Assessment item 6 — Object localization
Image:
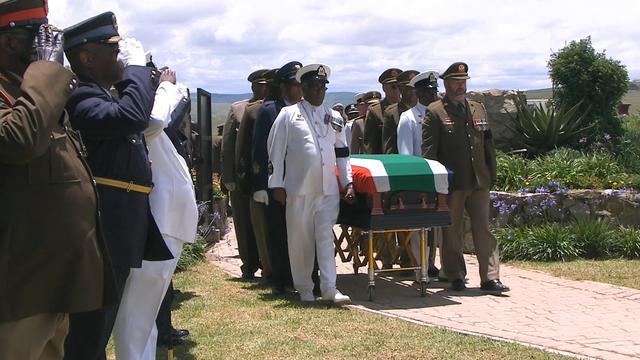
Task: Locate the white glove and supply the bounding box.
[224,182,236,191]
[176,83,189,100]
[117,38,146,68]
[253,190,269,206]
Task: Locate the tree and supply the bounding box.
[548,37,629,146]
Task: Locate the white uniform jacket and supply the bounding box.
[143,81,198,244]
[267,100,352,195]
[397,101,427,156]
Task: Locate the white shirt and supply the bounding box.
[344,120,353,148]
[397,102,427,156]
[143,81,198,244]
[267,100,352,195]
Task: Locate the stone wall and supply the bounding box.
[462,189,640,253]
[466,89,525,152]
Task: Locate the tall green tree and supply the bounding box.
[548,37,629,145]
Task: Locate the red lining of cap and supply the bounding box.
[0,8,47,27]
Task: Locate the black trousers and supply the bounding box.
[156,280,173,342]
[266,190,292,288]
[64,266,130,360]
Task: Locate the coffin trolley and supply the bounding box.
[335,155,452,300]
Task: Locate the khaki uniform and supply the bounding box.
[221,100,259,276]
[362,98,391,154]
[236,100,271,277]
[422,97,499,283]
[349,116,365,155]
[381,101,411,154]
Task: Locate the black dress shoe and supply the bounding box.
[271,284,286,296]
[481,279,510,293]
[171,328,189,338]
[451,278,466,291]
[158,335,184,347]
[241,272,256,280]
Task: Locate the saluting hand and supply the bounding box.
[33,24,64,64]
[160,69,176,84]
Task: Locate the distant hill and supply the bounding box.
[523,88,640,115]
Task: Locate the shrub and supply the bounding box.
[495,226,530,261]
[526,224,581,261]
[617,115,640,174]
[495,151,530,192]
[571,218,616,259]
[176,237,207,272]
[613,227,640,259]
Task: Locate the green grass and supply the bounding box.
[123,262,570,360]
[508,259,640,290]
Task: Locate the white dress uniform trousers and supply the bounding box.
[113,81,198,360]
[268,101,352,299]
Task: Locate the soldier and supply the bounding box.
[422,62,509,294]
[213,123,224,176]
[236,69,275,280]
[0,2,116,359]
[62,13,173,359]
[350,91,379,155]
[398,71,441,277]
[221,69,268,279]
[268,64,355,304]
[363,68,402,154]
[382,70,419,154]
[252,61,303,295]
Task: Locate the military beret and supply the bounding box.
[363,90,382,104]
[378,68,403,84]
[440,62,470,80]
[345,103,359,115]
[276,61,302,83]
[296,63,331,84]
[354,92,366,103]
[0,0,47,30]
[396,70,419,85]
[247,69,269,84]
[410,71,439,89]
[63,12,121,51]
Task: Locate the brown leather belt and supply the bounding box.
[93,177,153,194]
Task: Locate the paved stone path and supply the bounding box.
[210,222,640,360]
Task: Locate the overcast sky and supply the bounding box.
[48,0,640,94]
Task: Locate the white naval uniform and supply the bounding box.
[113,81,198,360]
[397,102,428,264]
[267,100,352,299]
[344,120,353,148]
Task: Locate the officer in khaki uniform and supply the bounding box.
[382,70,419,154]
[221,69,268,278]
[350,91,380,155]
[236,69,277,280]
[422,62,509,294]
[0,2,116,359]
[363,68,402,154]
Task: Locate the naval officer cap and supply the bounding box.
[410,71,439,88]
[0,0,48,30]
[296,64,331,84]
[63,12,121,51]
[378,68,403,84]
[247,69,269,84]
[276,61,302,83]
[440,62,470,80]
[263,68,279,84]
[354,92,366,103]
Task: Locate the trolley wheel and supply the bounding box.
[420,281,427,297]
[353,263,359,274]
[368,285,375,301]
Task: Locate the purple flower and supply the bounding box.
[555,187,569,195]
[548,181,560,188]
[540,197,557,209]
[603,133,612,141]
[579,137,587,144]
[536,187,550,194]
[490,193,498,201]
[527,205,542,216]
[524,196,536,204]
[212,211,221,221]
[518,188,530,193]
